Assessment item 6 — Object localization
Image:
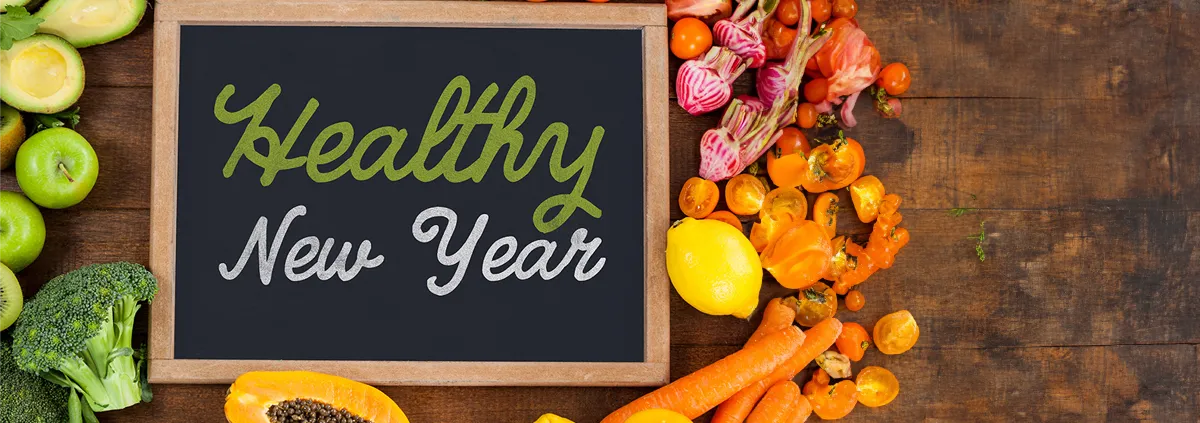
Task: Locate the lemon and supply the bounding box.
[624,409,692,423]
[666,218,762,319]
[533,413,575,423]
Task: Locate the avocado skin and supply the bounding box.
[32,0,148,48]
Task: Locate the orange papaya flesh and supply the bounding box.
[225,371,410,423]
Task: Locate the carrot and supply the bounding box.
[789,396,813,423]
[746,298,797,346]
[600,326,806,423]
[710,318,843,423]
[746,381,801,423]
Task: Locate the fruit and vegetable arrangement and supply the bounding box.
[2,0,917,421]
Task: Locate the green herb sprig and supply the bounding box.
[0,6,43,50]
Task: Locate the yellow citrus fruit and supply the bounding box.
[624,409,693,423]
[666,218,762,319]
[533,413,575,423]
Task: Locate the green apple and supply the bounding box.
[15,127,98,209]
[0,191,46,272]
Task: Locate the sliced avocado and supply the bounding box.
[0,103,25,170]
[33,0,146,48]
[0,34,84,114]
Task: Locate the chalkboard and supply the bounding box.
[149,1,670,386]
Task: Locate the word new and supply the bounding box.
[217,205,606,296]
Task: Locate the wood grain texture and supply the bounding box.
[4,0,1198,421]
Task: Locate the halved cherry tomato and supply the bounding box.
[849,175,885,223]
[784,282,837,326]
[750,187,809,251]
[705,210,743,231]
[844,289,865,311]
[812,192,839,239]
[877,62,912,96]
[804,78,829,104]
[856,366,900,407]
[832,0,857,19]
[864,194,908,269]
[776,0,800,26]
[766,127,810,188]
[873,310,919,355]
[726,174,768,215]
[835,322,871,361]
[808,380,858,420]
[810,0,832,23]
[670,18,714,60]
[796,103,818,129]
[801,134,865,193]
[761,221,832,289]
[678,177,719,218]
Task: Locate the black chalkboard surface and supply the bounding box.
[146,0,672,384]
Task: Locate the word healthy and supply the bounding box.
[211,76,610,295]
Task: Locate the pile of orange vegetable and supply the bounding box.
[600,0,921,421]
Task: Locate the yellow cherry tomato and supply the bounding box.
[856,366,900,407]
[873,310,920,355]
[534,413,575,423]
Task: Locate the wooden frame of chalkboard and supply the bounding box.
[148,1,669,386]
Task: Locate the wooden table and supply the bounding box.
[5,1,1198,421]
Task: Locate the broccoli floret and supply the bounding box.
[10,262,158,413]
[1,336,94,423]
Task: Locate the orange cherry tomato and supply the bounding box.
[586,0,609,3]
[803,369,831,396]
[796,103,818,129]
[764,18,797,61]
[810,0,832,23]
[705,210,743,231]
[848,175,885,223]
[750,187,809,251]
[835,322,871,361]
[856,366,900,407]
[804,78,829,104]
[726,174,768,215]
[831,0,857,19]
[670,18,714,60]
[766,127,810,188]
[873,310,919,355]
[827,236,858,281]
[812,192,839,239]
[761,221,832,289]
[863,194,908,270]
[801,135,865,193]
[678,177,719,218]
[784,282,837,327]
[877,62,912,96]
[776,0,800,26]
[844,289,864,311]
[807,380,858,420]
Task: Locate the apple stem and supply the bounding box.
[58,162,75,183]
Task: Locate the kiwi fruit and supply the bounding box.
[0,263,22,331]
[0,103,25,170]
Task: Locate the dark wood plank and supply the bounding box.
[1105,345,1200,422]
[80,14,153,88]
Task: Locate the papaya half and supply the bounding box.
[225,371,410,423]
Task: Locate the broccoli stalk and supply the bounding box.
[11,263,158,414]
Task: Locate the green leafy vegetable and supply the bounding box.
[11,263,159,414]
[30,107,82,134]
[0,6,43,50]
[1,337,89,422]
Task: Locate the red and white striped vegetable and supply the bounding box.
[676,46,748,116]
[712,0,778,68]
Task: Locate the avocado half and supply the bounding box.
[0,104,25,170]
[0,34,85,114]
[33,0,147,48]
